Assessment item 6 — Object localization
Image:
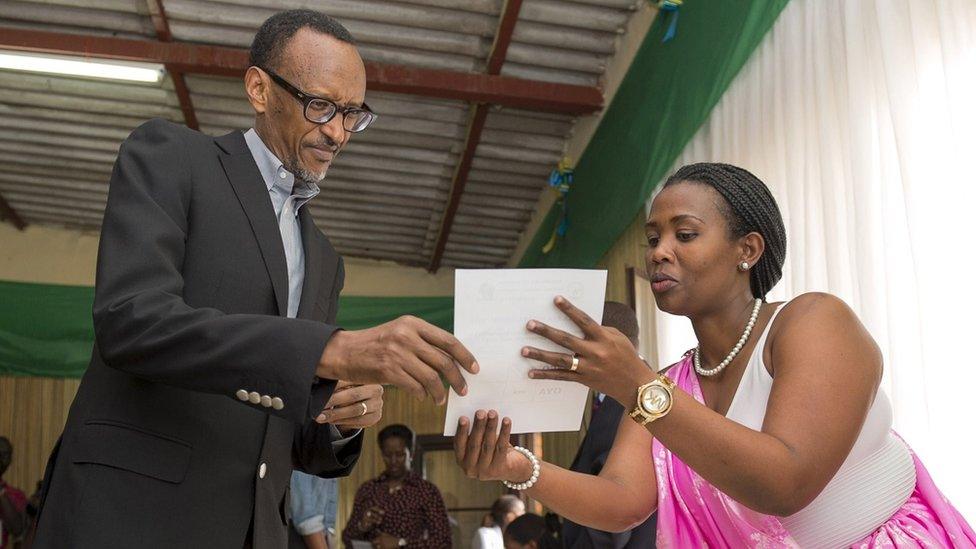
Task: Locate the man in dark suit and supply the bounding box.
[32,10,477,549]
[562,302,657,549]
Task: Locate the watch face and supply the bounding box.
[641,384,671,414]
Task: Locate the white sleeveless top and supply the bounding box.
[724,302,917,548]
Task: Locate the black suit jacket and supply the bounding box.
[562,395,657,549]
[33,119,362,549]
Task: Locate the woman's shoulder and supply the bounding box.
[358,476,385,491]
[768,292,882,374]
[415,475,444,492]
[773,292,858,330]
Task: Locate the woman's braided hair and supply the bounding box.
[663,163,787,298]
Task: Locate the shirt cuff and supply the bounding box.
[330,425,362,451]
[294,514,326,536]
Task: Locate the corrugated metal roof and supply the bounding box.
[0,0,643,268]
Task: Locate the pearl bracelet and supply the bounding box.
[503,446,541,491]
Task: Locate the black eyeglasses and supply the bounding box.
[259,67,376,133]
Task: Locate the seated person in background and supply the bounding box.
[473,494,525,549]
[0,437,27,549]
[342,424,451,548]
[504,513,562,549]
[562,302,656,549]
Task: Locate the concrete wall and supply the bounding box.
[0,222,454,295]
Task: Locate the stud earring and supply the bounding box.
[738,262,750,272]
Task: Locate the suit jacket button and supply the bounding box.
[260,395,272,408]
[248,391,261,404]
[235,389,249,401]
[258,462,267,479]
[271,397,284,410]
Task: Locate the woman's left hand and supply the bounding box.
[372,532,401,549]
[523,296,655,407]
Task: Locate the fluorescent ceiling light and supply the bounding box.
[0,51,164,83]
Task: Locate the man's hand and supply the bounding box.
[317,316,479,405]
[316,381,384,430]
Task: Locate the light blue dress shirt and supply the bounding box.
[290,471,338,536]
[243,128,359,451]
[243,128,320,319]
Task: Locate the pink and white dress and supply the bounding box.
[652,304,975,547]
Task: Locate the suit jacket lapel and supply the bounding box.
[216,131,289,317]
[296,208,323,319]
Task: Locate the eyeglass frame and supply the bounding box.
[257,66,376,132]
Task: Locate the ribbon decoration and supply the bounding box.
[542,157,574,254]
[654,0,682,43]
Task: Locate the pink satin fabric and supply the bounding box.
[652,354,975,548]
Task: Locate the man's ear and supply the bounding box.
[244,66,270,115]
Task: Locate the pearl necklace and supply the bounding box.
[694,298,762,377]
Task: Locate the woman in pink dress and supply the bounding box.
[454,163,975,547]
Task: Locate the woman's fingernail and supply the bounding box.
[528,371,536,379]
[316,414,327,423]
[555,295,565,304]
[521,347,530,357]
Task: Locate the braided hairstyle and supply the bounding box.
[663,163,786,298]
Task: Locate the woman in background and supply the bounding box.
[343,424,450,548]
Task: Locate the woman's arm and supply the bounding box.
[455,410,657,533]
[528,293,881,516]
[411,482,451,548]
[341,485,375,544]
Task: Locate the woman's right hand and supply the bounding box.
[358,506,384,531]
[454,410,534,483]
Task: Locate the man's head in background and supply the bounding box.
[244,9,373,185]
[601,301,639,350]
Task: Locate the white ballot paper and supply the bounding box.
[444,268,607,435]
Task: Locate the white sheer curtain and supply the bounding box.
[643,0,976,518]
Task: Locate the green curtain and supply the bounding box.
[519,0,790,268]
[0,280,453,378]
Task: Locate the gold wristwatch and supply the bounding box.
[629,375,676,425]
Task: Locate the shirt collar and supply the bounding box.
[243,128,320,214]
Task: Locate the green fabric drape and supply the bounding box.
[0,280,453,378]
[519,0,790,268]
[0,280,95,377]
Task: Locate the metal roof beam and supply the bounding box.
[427,0,524,272]
[147,0,199,130]
[0,27,602,115]
[0,191,27,230]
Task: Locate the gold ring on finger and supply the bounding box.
[570,354,580,372]
[359,402,368,416]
